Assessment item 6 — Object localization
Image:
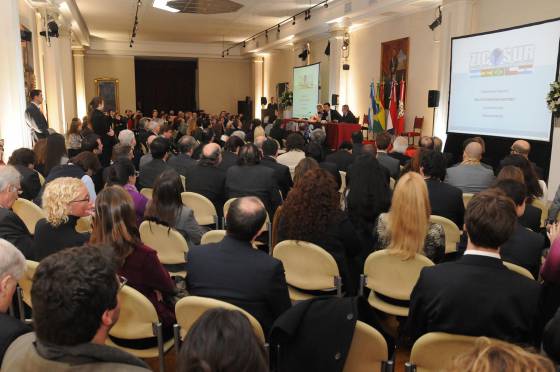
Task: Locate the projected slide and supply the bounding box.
[293,63,320,118]
[448,19,560,141]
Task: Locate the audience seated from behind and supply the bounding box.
[375,172,445,264]
[0,166,33,257]
[445,141,495,193]
[304,142,341,190]
[420,150,465,229]
[0,246,150,371]
[548,185,560,224]
[137,137,172,190]
[309,128,331,158]
[351,131,364,158]
[448,337,554,372]
[102,144,134,185]
[493,180,545,279]
[277,169,361,295]
[268,119,286,147]
[177,308,268,372]
[277,133,306,179]
[406,190,540,345]
[7,148,41,201]
[43,133,69,177]
[461,137,494,171]
[259,139,293,200]
[541,223,560,284]
[292,157,319,186]
[225,143,281,217]
[507,139,544,180]
[219,135,244,172]
[34,177,93,261]
[0,239,31,363]
[375,132,401,180]
[167,135,197,177]
[138,135,156,170]
[90,186,176,346]
[326,141,354,172]
[388,136,411,166]
[185,197,291,334]
[500,154,543,202]
[105,159,148,225]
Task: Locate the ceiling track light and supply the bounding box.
[277,24,281,33]
[292,16,296,25]
[324,1,328,8]
[242,41,246,48]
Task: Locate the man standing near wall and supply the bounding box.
[25,90,49,140]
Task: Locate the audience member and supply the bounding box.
[7,148,41,201]
[260,139,293,199]
[309,128,330,158]
[407,190,540,344]
[388,136,410,166]
[278,168,361,294]
[34,177,92,261]
[321,102,342,122]
[509,139,544,179]
[33,139,47,175]
[0,239,31,363]
[326,141,354,172]
[219,135,244,171]
[496,165,525,183]
[375,132,400,179]
[106,159,147,225]
[541,222,560,283]
[0,165,33,257]
[292,157,319,185]
[186,197,291,334]
[137,137,172,190]
[168,135,197,177]
[145,169,204,245]
[118,129,136,147]
[225,144,281,217]
[91,186,176,344]
[351,131,364,157]
[1,246,150,371]
[493,180,545,278]
[341,104,357,123]
[421,150,464,228]
[66,117,83,158]
[432,136,443,153]
[89,96,115,167]
[445,141,495,193]
[269,119,286,146]
[543,305,560,364]
[419,136,434,150]
[43,133,68,176]
[81,133,103,155]
[304,142,341,189]
[500,154,543,201]
[549,185,560,224]
[277,133,306,178]
[462,137,493,171]
[375,172,445,263]
[138,135,156,170]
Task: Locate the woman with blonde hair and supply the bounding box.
[33,177,93,261]
[375,172,445,263]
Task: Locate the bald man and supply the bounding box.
[184,143,226,219]
[445,141,495,193]
[507,139,544,179]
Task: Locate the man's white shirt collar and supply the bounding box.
[464,249,501,259]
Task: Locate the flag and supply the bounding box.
[396,80,406,135]
[374,83,386,132]
[386,81,397,132]
[368,81,383,132]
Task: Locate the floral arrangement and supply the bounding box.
[280,90,293,108]
[547,81,560,117]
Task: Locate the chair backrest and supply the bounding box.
[139,221,188,264]
[181,192,217,226]
[271,206,283,250]
[538,179,548,201]
[503,261,534,280]
[18,260,39,307]
[273,240,340,291]
[343,321,389,372]
[364,250,434,301]
[140,188,153,200]
[409,332,479,372]
[180,175,186,190]
[462,193,474,208]
[362,114,369,125]
[175,296,265,343]
[37,171,45,186]
[339,171,347,194]
[200,229,226,245]
[389,177,396,191]
[429,215,461,254]
[531,198,549,228]
[413,116,424,130]
[110,285,160,340]
[12,198,46,234]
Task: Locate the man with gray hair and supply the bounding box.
[0,166,33,258]
[117,129,136,147]
[168,135,197,177]
[0,239,30,362]
[445,141,495,193]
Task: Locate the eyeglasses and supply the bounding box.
[9,185,22,195]
[70,196,90,203]
[118,275,128,291]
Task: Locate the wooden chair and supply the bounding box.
[429,215,461,254]
[405,332,481,372]
[531,198,549,228]
[343,321,392,372]
[389,177,396,191]
[406,116,424,145]
[12,198,45,234]
[140,188,153,200]
[462,193,474,208]
[360,250,434,316]
[106,285,174,372]
[503,261,534,280]
[273,240,342,301]
[181,192,218,228]
[139,221,188,277]
[200,229,226,245]
[16,260,39,324]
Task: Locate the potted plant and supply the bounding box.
[280,90,293,118]
[547,81,560,118]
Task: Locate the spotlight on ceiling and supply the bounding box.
[429,6,442,31]
[242,41,246,48]
[277,24,280,33]
[292,16,296,25]
[153,0,180,13]
[39,21,59,38]
[324,1,328,8]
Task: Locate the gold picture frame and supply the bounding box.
[94,77,119,112]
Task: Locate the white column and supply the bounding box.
[0,0,32,158]
[433,0,474,143]
[252,56,264,119]
[328,29,345,108]
[73,48,87,118]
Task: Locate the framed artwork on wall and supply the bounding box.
[20,25,35,102]
[94,77,119,112]
[380,37,409,106]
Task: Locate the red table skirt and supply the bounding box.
[281,119,362,150]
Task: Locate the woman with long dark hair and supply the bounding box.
[43,133,68,176]
[88,96,114,167]
[106,158,147,225]
[66,117,83,158]
[500,154,543,201]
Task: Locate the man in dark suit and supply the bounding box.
[184,143,226,217]
[407,191,541,345]
[266,97,279,123]
[375,132,400,180]
[494,180,545,279]
[519,204,542,232]
[7,148,41,201]
[351,131,364,158]
[24,90,49,139]
[185,197,291,334]
[167,135,197,177]
[259,139,292,200]
[137,137,172,190]
[509,139,544,179]
[219,136,244,172]
[321,103,342,122]
[326,141,354,172]
[421,151,464,228]
[225,144,281,217]
[0,166,34,258]
[0,240,31,363]
[340,105,357,123]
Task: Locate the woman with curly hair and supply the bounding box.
[33,177,93,261]
[277,168,361,295]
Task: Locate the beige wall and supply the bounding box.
[198,58,251,114]
[84,55,136,113]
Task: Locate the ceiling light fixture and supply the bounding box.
[152,0,180,13]
[324,1,328,8]
[277,24,281,33]
[429,6,442,31]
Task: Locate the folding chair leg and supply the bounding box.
[16,287,25,322]
[404,362,415,372]
[359,274,366,297]
[382,360,394,372]
[153,322,165,372]
[267,222,272,255]
[173,324,181,359]
[335,276,342,297]
[213,215,219,230]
